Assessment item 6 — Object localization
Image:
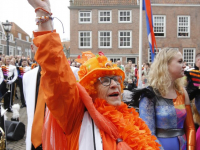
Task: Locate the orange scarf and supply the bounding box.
[94,98,160,150]
[42,83,160,150]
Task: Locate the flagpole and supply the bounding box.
[138,0,143,88]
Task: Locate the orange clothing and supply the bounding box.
[185,105,196,150]
[173,91,196,150]
[34,31,85,150]
[34,31,160,150]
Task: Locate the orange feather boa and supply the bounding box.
[94,98,161,150]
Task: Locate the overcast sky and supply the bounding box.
[0,0,70,41]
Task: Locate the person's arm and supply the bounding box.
[184,89,196,150]
[28,0,85,134]
[10,66,18,83]
[28,0,52,31]
[139,96,156,134]
[139,96,164,150]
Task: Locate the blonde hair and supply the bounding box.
[148,47,183,96]
[4,55,11,65]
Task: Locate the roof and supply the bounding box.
[71,0,138,6]
[151,0,200,4]
[71,0,200,6]
[10,22,30,42]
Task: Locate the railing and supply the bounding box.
[70,0,200,6]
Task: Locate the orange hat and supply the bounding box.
[78,52,125,95]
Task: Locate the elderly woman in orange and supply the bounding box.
[28,0,160,150]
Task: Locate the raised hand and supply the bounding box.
[28,0,53,31]
[27,0,51,12]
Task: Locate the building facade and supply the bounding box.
[0,21,32,58]
[69,0,200,66]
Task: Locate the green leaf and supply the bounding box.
[87,64,91,70]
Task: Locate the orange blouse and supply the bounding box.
[34,31,85,150]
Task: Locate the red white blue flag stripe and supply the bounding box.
[143,0,157,61]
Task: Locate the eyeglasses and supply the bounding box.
[98,76,122,86]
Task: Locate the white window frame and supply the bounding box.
[25,48,29,56]
[29,49,32,58]
[79,11,92,24]
[9,47,13,56]
[98,10,112,23]
[108,57,122,63]
[9,33,13,41]
[18,33,21,39]
[118,10,132,23]
[183,48,195,66]
[78,31,92,49]
[177,16,190,38]
[153,15,166,37]
[98,31,112,49]
[148,48,161,62]
[0,32,3,40]
[17,46,22,55]
[0,45,3,54]
[26,36,29,42]
[118,30,132,48]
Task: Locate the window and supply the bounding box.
[29,49,32,58]
[109,57,121,63]
[0,45,3,54]
[148,48,161,62]
[127,58,136,64]
[25,48,29,56]
[183,48,195,66]
[153,15,166,37]
[177,16,190,37]
[17,46,22,55]
[9,47,13,56]
[0,32,3,40]
[118,31,132,48]
[98,31,112,48]
[9,34,13,41]
[99,10,112,23]
[25,48,32,57]
[79,31,92,48]
[18,33,21,39]
[118,10,132,23]
[26,36,29,42]
[79,11,92,23]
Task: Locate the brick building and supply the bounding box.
[69,0,200,66]
[0,21,32,58]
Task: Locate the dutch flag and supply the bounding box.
[143,0,157,62]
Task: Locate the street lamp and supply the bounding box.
[2,20,12,55]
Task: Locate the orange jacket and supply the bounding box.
[34,31,85,150]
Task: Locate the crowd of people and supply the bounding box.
[0,54,38,112]
[0,0,199,149]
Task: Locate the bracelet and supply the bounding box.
[35,16,53,25]
[35,7,52,16]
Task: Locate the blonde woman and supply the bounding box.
[1,56,18,112]
[138,48,196,150]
